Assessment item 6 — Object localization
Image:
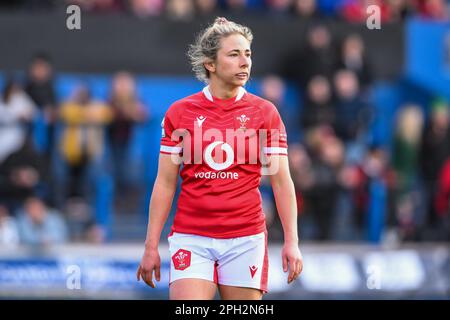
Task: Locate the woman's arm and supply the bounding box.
[269,155,303,284]
[144,153,180,250]
[137,153,180,288]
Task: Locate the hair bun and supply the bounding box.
[215,17,228,25]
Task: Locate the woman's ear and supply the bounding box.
[204,61,216,74]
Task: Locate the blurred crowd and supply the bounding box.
[0,54,149,247]
[0,0,449,22]
[259,22,450,244]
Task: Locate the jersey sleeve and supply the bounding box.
[160,103,183,155]
[262,102,288,156]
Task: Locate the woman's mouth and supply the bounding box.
[236,73,248,80]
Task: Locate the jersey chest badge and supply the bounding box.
[235,113,251,132]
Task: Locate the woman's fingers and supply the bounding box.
[288,259,296,283]
[136,265,142,281]
[155,265,161,282]
[143,268,155,288]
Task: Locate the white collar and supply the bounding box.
[202,86,246,103]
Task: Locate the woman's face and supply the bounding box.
[209,33,252,88]
[112,72,135,98]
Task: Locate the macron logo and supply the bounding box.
[197,115,206,127]
[249,265,258,278]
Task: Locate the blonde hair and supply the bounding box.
[187,17,253,84]
[397,104,424,145]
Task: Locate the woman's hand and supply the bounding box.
[281,242,303,284]
[136,248,161,288]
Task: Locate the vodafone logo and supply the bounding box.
[204,141,234,171]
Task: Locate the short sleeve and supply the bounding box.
[160,104,183,155]
[262,102,288,156]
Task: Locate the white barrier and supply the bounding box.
[0,243,448,299]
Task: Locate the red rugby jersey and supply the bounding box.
[160,86,288,238]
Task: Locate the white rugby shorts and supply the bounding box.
[168,231,269,294]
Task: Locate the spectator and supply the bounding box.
[419,98,450,229]
[334,159,369,241]
[390,104,424,241]
[301,75,335,132]
[0,203,20,248]
[289,143,314,200]
[63,196,106,244]
[293,0,322,20]
[25,53,56,114]
[64,196,93,242]
[194,0,219,16]
[266,0,292,18]
[25,53,58,156]
[128,0,164,17]
[282,24,338,89]
[337,34,372,88]
[0,78,36,165]
[260,75,299,141]
[340,0,391,23]
[434,157,450,240]
[108,72,148,189]
[288,143,313,239]
[223,0,248,13]
[333,69,371,143]
[166,0,195,21]
[16,197,69,246]
[363,145,390,239]
[59,84,113,198]
[0,137,47,213]
[386,0,414,21]
[413,0,449,21]
[84,221,107,244]
[302,127,343,240]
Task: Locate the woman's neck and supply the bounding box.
[208,81,240,100]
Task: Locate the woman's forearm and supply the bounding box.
[272,178,299,244]
[144,179,177,251]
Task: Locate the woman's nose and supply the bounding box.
[240,55,250,67]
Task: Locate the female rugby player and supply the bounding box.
[137,17,303,300]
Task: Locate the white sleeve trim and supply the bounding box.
[264,147,288,155]
[160,145,183,154]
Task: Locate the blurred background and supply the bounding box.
[0,0,449,299]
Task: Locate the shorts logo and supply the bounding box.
[249,265,258,278]
[172,249,191,271]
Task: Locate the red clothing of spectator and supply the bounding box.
[340,0,391,23]
[414,0,449,20]
[435,158,450,217]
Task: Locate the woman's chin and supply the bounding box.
[234,79,248,87]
